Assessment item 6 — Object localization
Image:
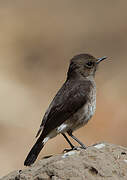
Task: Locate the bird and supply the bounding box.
[24,53,107,166]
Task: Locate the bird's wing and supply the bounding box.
[36,79,91,138]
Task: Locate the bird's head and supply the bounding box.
[67,54,107,79]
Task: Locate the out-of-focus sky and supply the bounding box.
[0,0,127,177]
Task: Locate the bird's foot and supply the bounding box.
[63,145,86,153]
[79,144,87,149]
[63,147,77,153]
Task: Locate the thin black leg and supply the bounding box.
[62,133,75,149]
[67,131,86,149]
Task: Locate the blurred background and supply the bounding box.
[0,0,127,177]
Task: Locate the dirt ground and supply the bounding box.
[2,143,127,180]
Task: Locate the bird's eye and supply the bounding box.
[85,61,94,68]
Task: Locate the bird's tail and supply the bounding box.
[24,138,44,166]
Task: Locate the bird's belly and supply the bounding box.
[43,101,96,143]
[43,100,96,143]
[68,95,96,131]
[55,100,96,135]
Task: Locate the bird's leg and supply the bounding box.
[62,133,77,152]
[67,131,86,149]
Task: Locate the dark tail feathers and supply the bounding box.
[24,139,44,166]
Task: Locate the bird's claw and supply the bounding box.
[63,145,87,153]
[63,146,86,153]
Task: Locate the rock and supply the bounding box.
[1,143,127,180]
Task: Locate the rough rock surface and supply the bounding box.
[2,143,127,180]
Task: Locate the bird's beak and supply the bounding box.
[97,56,107,64]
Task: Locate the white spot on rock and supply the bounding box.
[124,159,127,163]
[94,143,105,149]
[62,151,77,158]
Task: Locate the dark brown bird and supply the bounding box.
[24,53,107,166]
